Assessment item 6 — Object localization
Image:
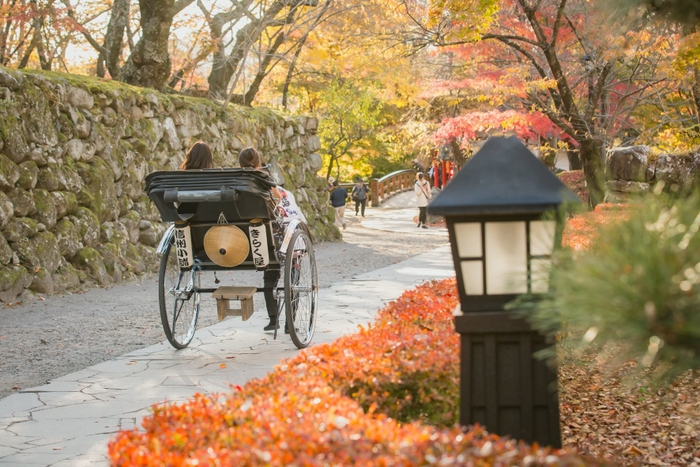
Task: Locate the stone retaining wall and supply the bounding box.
[0,67,337,302]
[605,145,700,202]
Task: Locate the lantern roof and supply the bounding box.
[428,136,581,216]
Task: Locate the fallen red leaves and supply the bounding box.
[108,280,611,466]
[553,202,700,466]
[560,350,700,466]
[109,206,698,466]
[559,170,589,206]
[562,203,628,251]
[426,219,446,228]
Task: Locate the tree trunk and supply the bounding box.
[567,149,582,170]
[242,32,286,105]
[205,7,239,99]
[0,0,14,65]
[578,138,606,208]
[101,0,129,79]
[208,12,278,99]
[680,24,700,129]
[96,55,106,78]
[449,138,467,168]
[539,140,557,170]
[280,1,329,107]
[282,40,305,108]
[325,154,336,181]
[120,0,178,89]
[207,0,290,99]
[19,0,47,69]
[36,37,50,70]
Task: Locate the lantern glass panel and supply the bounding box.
[530,220,557,256]
[460,260,484,295]
[454,222,482,257]
[531,258,552,293]
[485,221,528,295]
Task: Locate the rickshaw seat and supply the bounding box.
[145,169,277,223]
[145,169,282,271]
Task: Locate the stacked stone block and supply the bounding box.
[605,145,700,202]
[0,67,336,302]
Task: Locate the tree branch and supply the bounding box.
[550,0,568,49]
[526,92,577,140]
[481,33,539,47]
[59,0,109,58]
[584,61,612,123]
[172,0,195,16]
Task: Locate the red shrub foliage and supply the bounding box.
[109,280,613,466]
[558,170,589,206]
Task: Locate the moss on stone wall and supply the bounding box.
[0,66,333,302]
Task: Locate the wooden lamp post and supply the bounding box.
[428,136,580,447]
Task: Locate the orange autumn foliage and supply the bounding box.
[562,204,628,251]
[109,279,613,466]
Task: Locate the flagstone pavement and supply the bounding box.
[0,190,453,466]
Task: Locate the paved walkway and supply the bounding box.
[361,189,448,236]
[0,191,454,466]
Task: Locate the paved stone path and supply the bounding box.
[0,191,453,466]
[365,188,448,235]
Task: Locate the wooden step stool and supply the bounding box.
[212,286,257,321]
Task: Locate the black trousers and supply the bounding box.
[355,199,366,216]
[418,206,427,225]
[263,267,280,320]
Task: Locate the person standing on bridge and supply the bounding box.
[414,172,431,229]
[351,179,369,217]
[412,158,426,174]
[329,180,347,230]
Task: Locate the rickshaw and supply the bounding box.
[145,169,318,350]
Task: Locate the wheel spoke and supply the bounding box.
[159,237,200,349]
[172,299,185,333]
[284,230,317,349]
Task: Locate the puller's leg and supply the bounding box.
[263,266,281,331]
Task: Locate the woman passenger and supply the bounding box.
[180,141,213,170]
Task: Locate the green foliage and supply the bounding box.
[317,79,385,180]
[515,193,700,383]
[368,120,439,178]
[428,0,500,41]
[346,370,459,426]
[367,152,411,179]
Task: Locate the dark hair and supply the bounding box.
[332,180,339,187]
[238,147,261,168]
[417,172,425,179]
[180,141,212,170]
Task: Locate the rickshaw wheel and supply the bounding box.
[159,237,200,349]
[283,229,318,349]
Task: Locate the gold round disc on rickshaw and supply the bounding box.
[203,225,250,268]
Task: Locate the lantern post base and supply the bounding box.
[455,310,561,448]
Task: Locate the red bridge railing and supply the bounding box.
[369,169,415,207]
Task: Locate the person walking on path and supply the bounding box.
[351,179,369,217]
[412,158,426,174]
[329,180,347,230]
[414,172,432,229]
